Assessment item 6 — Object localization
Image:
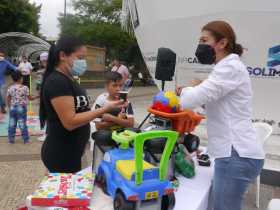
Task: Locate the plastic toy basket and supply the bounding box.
[148,107,205,134]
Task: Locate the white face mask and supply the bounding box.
[0,56,4,61]
[70,59,87,76]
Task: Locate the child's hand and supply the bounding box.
[118,113,127,119]
[102,113,114,122]
[28,95,40,101]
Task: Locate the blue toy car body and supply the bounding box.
[96,130,178,210]
[98,148,173,202]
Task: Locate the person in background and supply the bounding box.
[111,58,130,87]
[18,55,33,89]
[6,71,38,144]
[36,52,48,92]
[0,51,18,113]
[12,59,18,66]
[39,36,125,173]
[36,52,48,142]
[177,20,264,210]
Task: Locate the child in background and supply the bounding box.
[6,71,38,144]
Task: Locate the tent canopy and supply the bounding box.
[0,32,50,63]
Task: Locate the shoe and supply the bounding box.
[24,140,31,144]
[8,141,15,144]
[1,107,6,114]
[37,135,46,142]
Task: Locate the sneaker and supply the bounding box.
[1,107,6,114]
[8,141,15,144]
[37,135,46,142]
[24,140,31,144]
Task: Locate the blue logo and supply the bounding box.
[247,66,280,77]
[247,45,280,78]
[267,45,280,67]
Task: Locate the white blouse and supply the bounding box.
[180,54,264,159]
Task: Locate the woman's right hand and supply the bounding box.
[190,78,203,87]
[103,100,126,112]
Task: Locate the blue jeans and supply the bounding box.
[213,148,264,210]
[8,105,29,143]
[0,85,5,107]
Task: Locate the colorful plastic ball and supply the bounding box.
[152,91,180,113]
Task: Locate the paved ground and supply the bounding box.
[0,86,279,210]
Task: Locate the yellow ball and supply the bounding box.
[164,91,179,108]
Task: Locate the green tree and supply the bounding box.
[59,0,137,61]
[0,0,41,35]
[74,0,122,24]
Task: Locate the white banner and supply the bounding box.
[131,0,280,133]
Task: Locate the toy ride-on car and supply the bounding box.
[95,129,178,210]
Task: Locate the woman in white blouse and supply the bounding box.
[177,21,264,210]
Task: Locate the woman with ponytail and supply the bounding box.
[177,21,264,210]
[40,36,124,173]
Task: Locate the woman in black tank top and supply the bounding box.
[39,36,125,173]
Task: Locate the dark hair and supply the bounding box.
[11,71,22,82]
[105,71,123,84]
[39,36,84,129]
[202,20,243,56]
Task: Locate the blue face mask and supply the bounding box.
[70,59,87,76]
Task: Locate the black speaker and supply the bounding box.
[155,48,176,81]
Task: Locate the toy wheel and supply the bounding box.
[161,192,175,210]
[96,170,108,195]
[114,191,136,210]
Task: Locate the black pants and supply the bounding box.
[41,140,82,173]
[22,75,30,89]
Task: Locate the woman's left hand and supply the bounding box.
[103,100,127,112]
[175,86,186,96]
